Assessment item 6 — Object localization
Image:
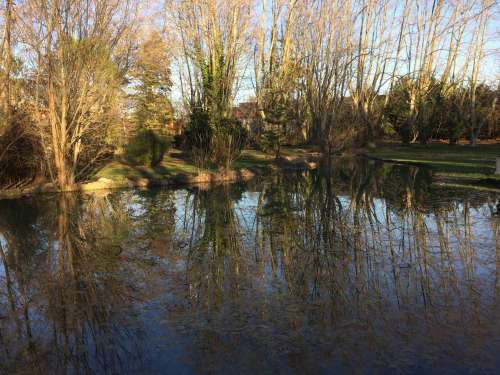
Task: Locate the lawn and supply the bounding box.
[365,143,500,185]
[95,151,201,183]
[94,147,313,183]
[93,143,500,191]
[235,147,315,169]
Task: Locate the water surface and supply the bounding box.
[1,158,499,374]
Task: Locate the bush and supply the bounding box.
[172,133,186,149]
[184,108,211,151]
[211,118,247,170]
[184,108,247,170]
[260,129,281,156]
[124,129,169,167]
[384,78,414,145]
[183,109,212,168]
[0,110,45,188]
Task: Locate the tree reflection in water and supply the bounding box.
[1,158,499,374]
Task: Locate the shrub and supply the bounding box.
[384,78,414,145]
[0,110,45,188]
[211,118,247,170]
[124,129,169,167]
[184,109,211,151]
[260,129,281,156]
[184,108,247,170]
[183,109,212,168]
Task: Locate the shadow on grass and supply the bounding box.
[94,147,319,184]
[371,144,500,177]
[235,151,274,169]
[93,150,202,182]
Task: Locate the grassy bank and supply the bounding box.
[0,147,319,200]
[364,143,500,189]
[95,148,316,181]
[6,142,497,199]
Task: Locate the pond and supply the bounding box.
[0,158,499,374]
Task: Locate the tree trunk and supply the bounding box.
[496,157,500,175]
[470,129,478,147]
[1,0,13,130]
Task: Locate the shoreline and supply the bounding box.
[0,151,321,200]
[357,151,500,192]
[4,143,500,200]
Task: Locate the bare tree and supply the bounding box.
[301,0,353,151]
[0,0,13,134]
[19,0,138,188]
[168,0,253,116]
[254,0,302,155]
[167,0,253,168]
[467,0,496,146]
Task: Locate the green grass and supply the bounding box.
[366,143,500,182]
[234,149,274,169]
[94,147,314,183]
[235,147,317,169]
[95,150,199,182]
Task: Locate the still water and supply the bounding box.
[0,158,499,374]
